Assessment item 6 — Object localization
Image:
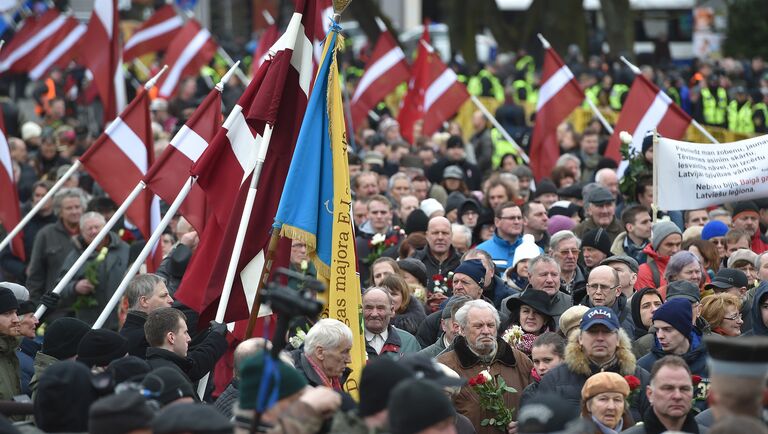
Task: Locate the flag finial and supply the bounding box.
[145,65,169,90]
[333,0,351,21]
[216,60,241,91]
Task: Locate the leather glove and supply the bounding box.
[209,320,228,336]
[40,292,61,310]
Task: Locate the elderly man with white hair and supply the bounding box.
[292,318,354,393]
[437,299,533,434]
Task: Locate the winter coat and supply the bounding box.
[631,333,654,360]
[417,296,509,348]
[214,380,239,419]
[744,281,768,336]
[573,217,623,245]
[437,336,533,434]
[624,407,703,434]
[329,410,388,434]
[610,232,649,265]
[26,220,77,302]
[145,331,228,383]
[426,158,483,191]
[120,310,149,358]
[0,336,21,401]
[365,325,421,360]
[483,275,517,311]
[16,338,39,396]
[475,233,525,273]
[561,266,587,301]
[356,224,403,285]
[635,244,671,291]
[411,245,462,292]
[630,287,661,340]
[156,243,192,294]
[58,232,130,330]
[28,351,57,399]
[637,332,709,411]
[528,329,651,422]
[419,334,451,359]
[581,294,636,337]
[392,297,427,336]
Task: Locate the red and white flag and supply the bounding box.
[251,22,279,74]
[312,0,333,65]
[529,46,585,180]
[0,10,63,74]
[605,74,691,164]
[79,89,162,271]
[123,5,183,62]
[174,0,317,324]
[350,20,410,129]
[0,109,24,261]
[144,87,223,233]
[27,17,86,81]
[157,18,218,98]
[398,26,469,143]
[80,0,126,123]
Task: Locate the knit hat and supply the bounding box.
[420,198,444,218]
[445,191,466,214]
[547,214,576,235]
[580,372,630,416]
[405,209,429,234]
[443,165,464,180]
[731,201,759,220]
[559,305,590,338]
[77,329,129,368]
[666,280,701,303]
[652,220,683,251]
[142,367,196,406]
[548,200,580,218]
[682,225,703,243]
[89,392,154,434]
[42,317,91,360]
[34,361,98,432]
[652,298,693,339]
[152,403,233,434]
[21,121,42,141]
[239,351,308,409]
[0,282,28,301]
[108,356,151,385]
[399,353,466,388]
[557,183,584,201]
[359,357,413,417]
[582,228,612,256]
[0,287,18,314]
[388,379,456,434]
[533,180,558,199]
[641,130,654,155]
[458,198,481,218]
[728,249,759,269]
[512,234,541,269]
[518,393,574,433]
[701,220,729,240]
[453,259,486,286]
[398,258,428,287]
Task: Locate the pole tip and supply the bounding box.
[216,60,241,90]
[333,0,351,15]
[144,64,169,90]
[536,33,550,49]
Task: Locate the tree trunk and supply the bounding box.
[600,0,634,58]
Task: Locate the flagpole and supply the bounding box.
[470,95,530,164]
[619,56,719,145]
[33,181,145,320]
[536,34,614,135]
[91,177,194,329]
[244,225,280,339]
[0,161,81,255]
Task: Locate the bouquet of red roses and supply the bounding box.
[468,370,517,431]
[624,375,642,405]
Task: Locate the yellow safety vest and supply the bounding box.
[490,128,523,169]
[468,69,505,102]
[700,87,727,125]
[727,100,754,134]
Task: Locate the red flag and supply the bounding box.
[80,0,126,123]
[174,0,317,324]
[78,89,162,271]
[397,27,469,143]
[0,109,24,261]
[529,47,585,180]
[123,5,183,62]
[251,23,279,74]
[350,23,410,128]
[312,0,333,64]
[144,87,223,233]
[0,10,63,74]
[27,17,87,81]
[157,19,218,98]
[605,74,691,163]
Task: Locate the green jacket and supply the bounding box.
[0,336,21,401]
[26,220,77,303]
[29,351,58,400]
[330,411,389,434]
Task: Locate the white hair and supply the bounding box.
[595,168,617,185]
[303,318,353,356]
[555,153,581,169]
[79,211,106,230]
[451,224,473,248]
[549,230,581,251]
[454,299,499,330]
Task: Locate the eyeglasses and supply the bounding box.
[586,283,619,293]
[557,248,580,256]
[724,313,743,321]
[499,215,523,221]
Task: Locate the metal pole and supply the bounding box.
[690,119,720,144]
[470,95,530,164]
[584,97,615,135]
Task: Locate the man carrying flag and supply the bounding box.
[274,17,366,400]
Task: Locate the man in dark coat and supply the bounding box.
[412,217,461,292]
[120,273,174,357]
[581,265,635,336]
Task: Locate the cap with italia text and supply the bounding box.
[580,307,620,332]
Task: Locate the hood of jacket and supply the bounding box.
[564,329,637,377]
[750,282,768,336]
[630,287,661,337]
[642,243,669,264]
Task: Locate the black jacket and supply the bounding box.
[145,331,228,383]
[411,245,461,292]
[392,297,427,336]
[120,311,149,358]
[426,158,483,191]
[624,406,702,434]
[214,380,239,419]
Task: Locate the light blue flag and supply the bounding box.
[274,29,338,279]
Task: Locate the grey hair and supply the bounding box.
[304,318,353,356]
[595,168,617,185]
[79,211,105,230]
[53,187,87,215]
[555,153,581,169]
[756,251,768,269]
[451,224,472,248]
[550,230,581,251]
[708,208,730,220]
[455,299,500,330]
[125,273,166,310]
[664,250,701,282]
[528,255,561,276]
[362,286,394,307]
[388,172,412,191]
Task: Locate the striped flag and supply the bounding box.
[350,19,410,128]
[397,26,469,143]
[157,18,218,98]
[0,9,62,74]
[27,17,86,80]
[529,45,584,180]
[0,108,23,261]
[123,5,183,62]
[605,74,691,165]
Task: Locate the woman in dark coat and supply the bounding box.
[380,274,427,336]
[504,289,556,356]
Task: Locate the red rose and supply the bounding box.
[432,274,443,281]
[691,375,702,385]
[475,374,487,385]
[468,377,476,386]
[624,375,641,390]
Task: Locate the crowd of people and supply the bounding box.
[0,11,768,433]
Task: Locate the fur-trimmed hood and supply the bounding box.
[564,329,637,376]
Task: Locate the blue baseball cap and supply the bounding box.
[580,307,620,332]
